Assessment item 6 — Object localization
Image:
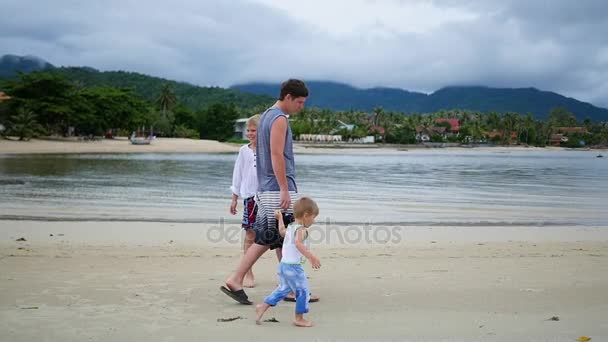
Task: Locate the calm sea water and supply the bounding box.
[0,149,606,226]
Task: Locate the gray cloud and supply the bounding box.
[1,0,607,107]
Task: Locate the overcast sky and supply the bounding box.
[1,0,607,107]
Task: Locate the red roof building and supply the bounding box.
[435,119,460,133]
[549,134,566,146]
[0,91,11,102]
[369,125,385,135]
[486,130,518,140]
[555,127,589,134]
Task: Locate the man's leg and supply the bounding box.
[244,230,256,288]
[226,243,269,291]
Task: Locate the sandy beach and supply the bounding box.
[0,137,240,155]
[1,220,607,341]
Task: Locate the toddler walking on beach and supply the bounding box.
[255,197,321,327]
[229,114,260,288]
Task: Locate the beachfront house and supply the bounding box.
[435,118,460,134]
[486,130,518,143]
[298,134,343,142]
[414,119,461,143]
[549,127,590,146]
[298,120,375,143]
[555,127,589,135]
[0,91,10,102]
[335,120,355,132]
[334,120,376,143]
[299,118,349,142]
[549,134,568,146]
[415,126,449,142]
[233,118,249,140]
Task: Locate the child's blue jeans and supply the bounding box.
[264,263,310,314]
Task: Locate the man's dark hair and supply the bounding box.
[279,79,308,100]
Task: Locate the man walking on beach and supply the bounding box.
[221,79,314,305]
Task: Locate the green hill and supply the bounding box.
[0,54,55,77]
[50,67,274,111]
[232,81,608,122]
[1,54,274,112]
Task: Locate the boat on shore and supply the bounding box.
[130,136,153,145]
[129,127,155,145]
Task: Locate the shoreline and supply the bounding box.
[1,137,605,155]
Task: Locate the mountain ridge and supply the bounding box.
[232,81,608,121]
[2,54,606,121]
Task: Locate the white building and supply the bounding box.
[233,118,249,140]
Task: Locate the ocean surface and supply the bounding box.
[0,149,606,227]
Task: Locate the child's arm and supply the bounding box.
[274,210,287,237]
[295,228,321,269]
[229,149,244,215]
[230,193,238,215]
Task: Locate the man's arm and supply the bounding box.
[270,116,290,209]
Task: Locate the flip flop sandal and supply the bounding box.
[220,286,253,305]
[284,295,319,303]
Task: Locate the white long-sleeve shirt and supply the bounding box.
[230,144,258,199]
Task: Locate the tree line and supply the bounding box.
[0,71,246,141]
[1,71,607,147]
[289,107,608,147]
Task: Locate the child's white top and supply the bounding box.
[281,223,310,265]
[230,144,258,199]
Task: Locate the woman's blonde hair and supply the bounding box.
[247,114,261,128]
[293,196,319,219]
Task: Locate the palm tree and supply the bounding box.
[537,120,553,146]
[600,123,608,145]
[372,107,384,127]
[485,112,501,132]
[582,118,592,130]
[502,112,520,144]
[155,83,177,117]
[378,111,399,142]
[460,110,473,125]
[7,108,44,141]
[467,112,485,143]
[318,109,336,134]
[308,108,323,133]
[521,113,534,145]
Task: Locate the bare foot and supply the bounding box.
[255,304,269,325]
[293,318,313,327]
[225,277,241,292]
[244,272,255,288]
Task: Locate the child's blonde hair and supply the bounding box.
[293,197,319,219]
[247,114,261,128]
